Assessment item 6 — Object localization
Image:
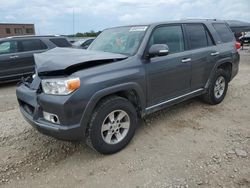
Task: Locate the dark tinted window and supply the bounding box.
[82,39,94,47]
[213,23,234,43]
[149,25,184,53]
[0,41,18,54]
[20,39,47,52]
[186,24,209,49]
[26,28,34,34]
[206,30,214,46]
[49,38,71,47]
[14,28,23,34]
[5,28,11,34]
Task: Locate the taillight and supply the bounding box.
[235,41,241,50]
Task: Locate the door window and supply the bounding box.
[49,38,72,47]
[149,25,185,53]
[14,28,23,35]
[213,23,234,43]
[185,24,211,50]
[82,39,94,48]
[19,39,47,52]
[206,30,214,46]
[5,28,11,34]
[0,41,18,54]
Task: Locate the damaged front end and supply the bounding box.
[16,73,86,140]
[16,47,128,140]
[35,47,128,76]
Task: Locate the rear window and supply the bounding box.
[186,24,208,49]
[49,38,72,47]
[185,24,214,50]
[20,39,47,52]
[213,23,234,43]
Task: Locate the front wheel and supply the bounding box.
[86,96,138,154]
[202,69,229,105]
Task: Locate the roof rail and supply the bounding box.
[5,34,61,39]
[182,18,218,21]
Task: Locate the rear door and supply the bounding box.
[15,39,48,75]
[0,40,19,80]
[184,23,218,90]
[145,25,192,106]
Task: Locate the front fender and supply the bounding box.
[79,82,146,136]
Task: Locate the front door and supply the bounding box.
[145,25,191,107]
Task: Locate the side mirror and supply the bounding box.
[148,44,169,58]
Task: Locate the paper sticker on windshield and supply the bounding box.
[129,26,148,32]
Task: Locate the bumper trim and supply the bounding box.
[20,107,84,141]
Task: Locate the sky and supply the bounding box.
[0,0,249,35]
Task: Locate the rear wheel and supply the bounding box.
[86,96,137,154]
[202,69,229,105]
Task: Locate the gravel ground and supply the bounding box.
[0,50,249,188]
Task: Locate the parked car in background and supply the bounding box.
[0,35,72,83]
[239,32,250,49]
[67,38,76,44]
[16,19,240,154]
[72,37,95,49]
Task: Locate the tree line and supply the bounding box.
[68,30,102,37]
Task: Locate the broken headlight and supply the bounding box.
[41,77,80,95]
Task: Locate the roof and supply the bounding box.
[0,23,34,25]
[148,19,225,27]
[107,19,226,30]
[5,35,60,38]
[106,19,250,33]
[0,35,64,40]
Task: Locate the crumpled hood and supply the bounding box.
[34,47,128,74]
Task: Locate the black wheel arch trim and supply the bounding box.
[205,57,233,89]
[79,82,146,136]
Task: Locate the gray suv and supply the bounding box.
[16,20,240,154]
[0,35,72,83]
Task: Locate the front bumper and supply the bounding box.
[16,83,85,141]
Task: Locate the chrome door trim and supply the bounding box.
[146,88,204,110]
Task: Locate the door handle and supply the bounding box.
[211,52,220,56]
[9,55,19,59]
[181,58,191,63]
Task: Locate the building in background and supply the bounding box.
[0,23,35,38]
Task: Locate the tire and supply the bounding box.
[86,96,138,154]
[202,68,229,105]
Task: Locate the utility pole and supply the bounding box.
[73,8,75,38]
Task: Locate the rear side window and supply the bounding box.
[0,41,18,54]
[49,38,72,47]
[149,25,185,53]
[213,23,234,43]
[185,24,213,50]
[20,39,47,52]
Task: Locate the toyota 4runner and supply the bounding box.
[16,20,240,154]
